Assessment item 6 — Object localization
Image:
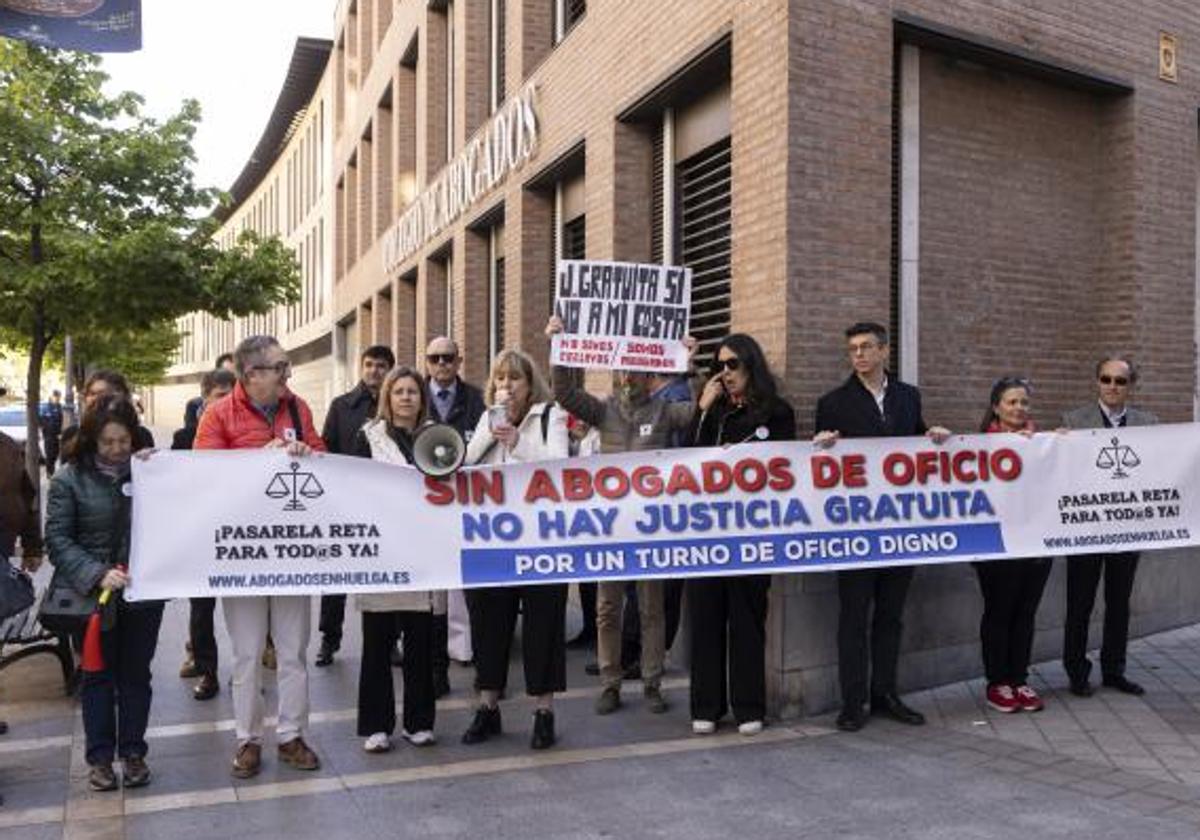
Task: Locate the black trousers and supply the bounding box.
[188,597,218,677]
[82,601,165,765]
[1063,552,1139,681]
[357,610,434,736]
[466,584,567,696]
[319,593,346,647]
[974,558,1052,685]
[687,575,769,723]
[837,567,914,706]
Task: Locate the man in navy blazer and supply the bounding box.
[814,322,949,732]
[1061,356,1158,697]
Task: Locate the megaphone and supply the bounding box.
[412,422,467,477]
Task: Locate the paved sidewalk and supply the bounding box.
[4,600,1200,839]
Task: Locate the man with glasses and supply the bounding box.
[1061,356,1157,697]
[424,336,486,694]
[314,344,396,668]
[814,322,949,732]
[195,335,326,779]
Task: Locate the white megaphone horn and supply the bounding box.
[411,422,467,477]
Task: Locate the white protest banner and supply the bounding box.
[127,425,1198,601]
[549,259,692,373]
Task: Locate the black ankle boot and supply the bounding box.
[530,709,556,750]
[462,705,502,744]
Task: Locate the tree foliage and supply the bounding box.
[0,41,299,490]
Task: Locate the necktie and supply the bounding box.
[438,390,450,401]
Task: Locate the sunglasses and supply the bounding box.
[426,353,458,364]
[1099,375,1129,386]
[713,357,742,373]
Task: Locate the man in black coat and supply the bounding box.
[814,322,950,732]
[315,344,395,667]
[425,336,486,693]
[175,368,236,700]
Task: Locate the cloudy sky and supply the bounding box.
[101,0,335,193]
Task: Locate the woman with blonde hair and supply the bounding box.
[460,349,569,750]
[351,365,444,751]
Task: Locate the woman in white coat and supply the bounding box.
[352,365,445,752]
[460,349,570,750]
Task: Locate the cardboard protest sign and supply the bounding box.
[550,259,692,373]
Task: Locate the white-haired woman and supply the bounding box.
[461,349,569,750]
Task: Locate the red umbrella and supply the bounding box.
[80,566,123,673]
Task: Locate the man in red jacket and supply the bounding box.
[195,335,326,779]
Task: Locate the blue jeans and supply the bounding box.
[81,600,165,765]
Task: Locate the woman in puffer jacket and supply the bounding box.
[45,396,164,793]
[460,349,569,750]
[352,365,444,752]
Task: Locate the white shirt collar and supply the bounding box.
[1099,401,1126,425]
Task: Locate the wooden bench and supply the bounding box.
[0,572,76,695]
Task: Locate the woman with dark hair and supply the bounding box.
[45,396,165,791]
[975,377,1052,714]
[352,365,443,752]
[686,333,796,736]
[460,349,569,750]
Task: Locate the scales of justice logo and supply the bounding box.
[1096,436,1141,480]
[265,461,325,511]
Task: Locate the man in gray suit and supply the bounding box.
[1061,356,1158,697]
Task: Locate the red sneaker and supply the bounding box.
[986,683,1020,713]
[1014,684,1044,712]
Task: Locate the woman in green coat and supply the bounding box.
[45,396,163,792]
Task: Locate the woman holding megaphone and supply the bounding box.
[44,396,165,792]
[460,349,570,750]
[351,365,443,752]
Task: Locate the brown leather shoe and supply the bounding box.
[277,737,320,771]
[231,742,262,779]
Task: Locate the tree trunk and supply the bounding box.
[24,318,46,518]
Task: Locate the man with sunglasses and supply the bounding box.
[314,345,396,668]
[814,322,950,732]
[424,336,486,690]
[1061,357,1157,697]
[195,335,326,779]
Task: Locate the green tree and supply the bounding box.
[0,42,299,496]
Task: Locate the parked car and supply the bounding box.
[0,405,44,459]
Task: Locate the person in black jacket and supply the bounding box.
[315,344,395,668]
[687,334,796,736]
[425,336,486,684]
[814,322,949,733]
[174,369,236,700]
[182,354,235,429]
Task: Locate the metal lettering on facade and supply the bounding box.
[382,84,539,274]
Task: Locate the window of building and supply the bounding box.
[554,0,585,44]
[490,0,506,111]
[489,224,506,359]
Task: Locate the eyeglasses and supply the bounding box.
[251,361,291,375]
[713,357,742,373]
[1099,375,1129,386]
[848,341,882,356]
[426,353,459,365]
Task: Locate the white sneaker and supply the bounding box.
[692,720,716,735]
[363,732,392,753]
[738,720,763,736]
[402,730,436,747]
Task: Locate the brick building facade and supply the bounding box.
[152,1,1200,714]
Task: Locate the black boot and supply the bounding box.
[530,709,556,750]
[462,705,502,744]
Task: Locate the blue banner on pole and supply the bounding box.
[0,1,141,53]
